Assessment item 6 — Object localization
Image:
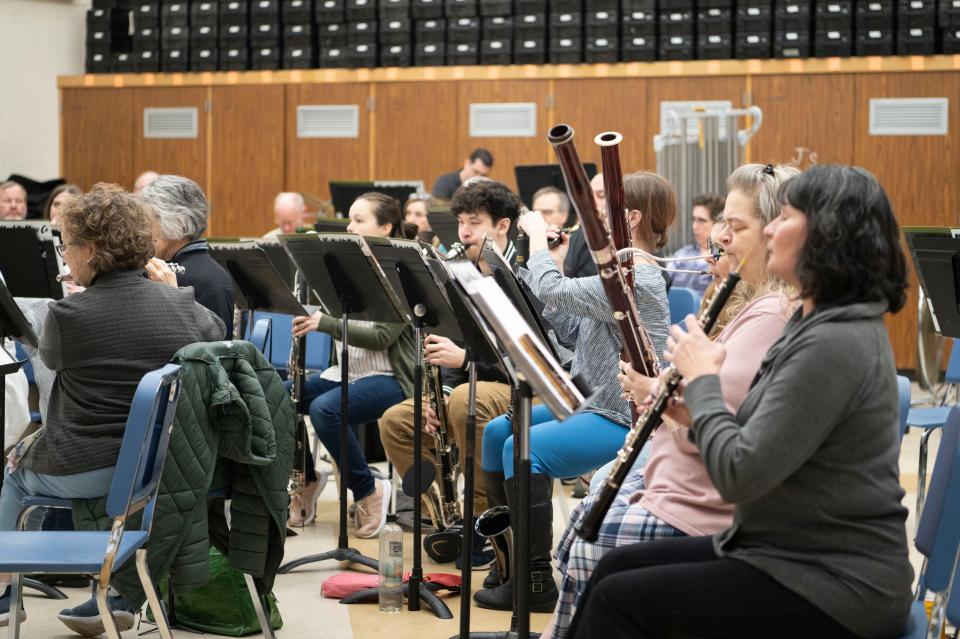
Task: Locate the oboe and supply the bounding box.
[575,263,743,542]
[548,123,660,379]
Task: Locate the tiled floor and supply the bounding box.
[13,389,943,638]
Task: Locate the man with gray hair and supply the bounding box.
[531,185,596,278]
[139,175,233,337]
[133,170,159,195]
[263,191,308,239]
[0,181,27,220]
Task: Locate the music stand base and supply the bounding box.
[22,578,68,600]
[277,547,378,574]
[340,583,453,620]
[451,631,541,639]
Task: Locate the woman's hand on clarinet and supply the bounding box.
[424,334,466,369]
[145,257,178,288]
[646,375,694,427]
[664,315,726,382]
[292,311,322,338]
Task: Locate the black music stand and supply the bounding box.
[276,234,408,573]
[365,236,467,619]
[445,258,592,639]
[0,222,64,300]
[0,279,68,602]
[515,163,598,223]
[906,228,960,339]
[427,210,461,249]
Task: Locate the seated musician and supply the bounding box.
[286,193,417,538]
[530,186,595,278]
[139,175,234,337]
[545,164,799,639]
[403,192,435,245]
[380,179,521,568]
[0,184,224,629]
[568,165,915,639]
[475,171,675,613]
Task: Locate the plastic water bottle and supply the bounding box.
[378,513,403,613]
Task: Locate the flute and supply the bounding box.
[575,262,743,542]
[56,261,186,282]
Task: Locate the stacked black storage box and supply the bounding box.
[87,4,133,73]
[548,0,584,64]
[697,0,734,59]
[189,1,218,70]
[660,0,696,60]
[736,0,773,58]
[280,0,314,68]
[159,0,190,71]
[855,0,894,55]
[513,2,547,64]
[774,0,811,58]
[897,0,936,53]
[317,0,346,67]
[219,0,250,69]
[814,0,853,56]
[621,0,657,61]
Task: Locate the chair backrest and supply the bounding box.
[13,342,35,385]
[915,406,960,601]
[249,316,272,360]
[668,287,701,326]
[897,375,911,441]
[245,311,331,372]
[944,338,960,385]
[104,363,182,531]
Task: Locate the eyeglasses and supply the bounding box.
[707,236,726,261]
[55,242,77,258]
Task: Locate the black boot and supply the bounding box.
[479,471,509,589]
[473,474,558,613]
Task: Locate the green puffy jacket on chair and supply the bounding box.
[72,340,296,606]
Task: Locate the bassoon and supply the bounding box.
[547,123,659,379]
[575,264,742,541]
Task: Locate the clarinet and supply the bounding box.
[548,123,660,379]
[422,344,463,530]
[575,265,742,542]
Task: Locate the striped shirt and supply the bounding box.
[320,319,394,383]
[519,250,670,426]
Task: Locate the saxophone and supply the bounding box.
[422,346,463,533]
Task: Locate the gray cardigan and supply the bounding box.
[519,250,670,426]
[26,270,225,475]
[686,301,913,638]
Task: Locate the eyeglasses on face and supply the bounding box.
[707,236,726,262]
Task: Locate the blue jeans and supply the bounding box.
[287,374,404,502]
[482,404,630,480]
[0,464,115,531]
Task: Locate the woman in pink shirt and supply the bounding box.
[547,163,800,639]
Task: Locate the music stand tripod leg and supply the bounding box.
[278,302,379,574]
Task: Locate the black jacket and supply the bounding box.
[174,240,235,337]
[563,230,598,278]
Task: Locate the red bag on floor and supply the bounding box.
[321,572,461,599]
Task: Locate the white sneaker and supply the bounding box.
[354,478,391,538]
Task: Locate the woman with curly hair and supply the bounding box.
[568,165,914,639]
[0,183,224,627]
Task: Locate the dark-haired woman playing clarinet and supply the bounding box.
[569,165,914,639]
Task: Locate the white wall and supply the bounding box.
[0,0,90,182]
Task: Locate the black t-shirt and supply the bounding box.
[431,169,462,200]
[173,240,234,339]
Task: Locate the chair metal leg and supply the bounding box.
[917,428,937,524]
[95,584,122,639]
[242,573,275,639]
[8,574,22,639]
[135,550,173,639]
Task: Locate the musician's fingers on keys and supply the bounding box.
[517,208,549,236]
[424,335,466,368]
[144,257,177,288]
[423,404,440,434]
[665,315,726,381]
[291,312,321,338]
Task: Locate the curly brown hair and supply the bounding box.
[59,183,155,274]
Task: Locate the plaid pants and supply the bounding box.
[551,473,686,639]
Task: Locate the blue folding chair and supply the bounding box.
[898,375,912,441]
[905,339,960,521]
[667,286,701,326]
[244,311,331,373]
[12,343,41,425]
[895,405,960,639]
[0,364,182,639]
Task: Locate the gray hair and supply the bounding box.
[531,186,570,214]
[139,175,209,241]
[274,191,305,212]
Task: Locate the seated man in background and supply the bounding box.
[668,192,725,294]
[139,175,234,338]
[531,186,596,279]
[263,191,309,239]
[132,170,158,195]
[432,148,494,201]
[0,181,27,221]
